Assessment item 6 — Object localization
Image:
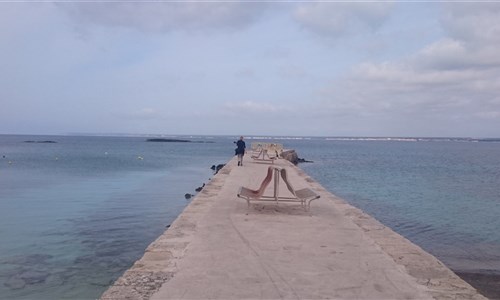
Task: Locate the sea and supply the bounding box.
[0,134,499,299]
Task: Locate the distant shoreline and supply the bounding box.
[146,138,191,143]
[2,133,500,143]
[146,138,214,143]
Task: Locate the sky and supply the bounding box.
[1,1,500,138]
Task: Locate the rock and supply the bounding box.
[281,150,313,164]
[195,184,205,192]
[184,193,194,199]
[281,150,299,165]
[212,164,225,174]
[297,158,314,163]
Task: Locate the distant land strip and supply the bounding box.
[146,138,213,143]
[23,140,57,143]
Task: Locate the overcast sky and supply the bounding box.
[1,1,499,137]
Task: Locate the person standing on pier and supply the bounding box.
[235,136,246,166]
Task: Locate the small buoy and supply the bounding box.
[8,161,12,164]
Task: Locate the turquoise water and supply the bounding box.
[0,135,230,299]
[1,135,499,299]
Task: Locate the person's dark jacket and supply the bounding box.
[236,140,246,155]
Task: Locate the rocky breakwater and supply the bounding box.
[281,149,313,165]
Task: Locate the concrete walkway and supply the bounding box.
[102,156,485,300]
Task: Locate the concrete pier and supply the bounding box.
[102,155,485,300]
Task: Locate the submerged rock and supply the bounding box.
[74,255,93,265]
[4,276,26,290]
[1,254,53,265]
[18,270,50,284]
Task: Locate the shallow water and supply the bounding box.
[1,135,499,299]
[0,135,230,299]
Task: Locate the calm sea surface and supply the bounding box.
[1,134,499,299]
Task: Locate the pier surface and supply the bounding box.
[102,155,485,300]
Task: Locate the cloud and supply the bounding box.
[424,4,500,72]
[441,3,500,45]
[323,59,500,120]
[312,3,500,128]
[292,2,394,38]
[59,2,269,33]
[413,37,500,71]
[234,68,256,79]
[277,65,307,79]
[260,46,292,60]
[352,61,483,87]
[223,101,291,114]
[119,108,162,121]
